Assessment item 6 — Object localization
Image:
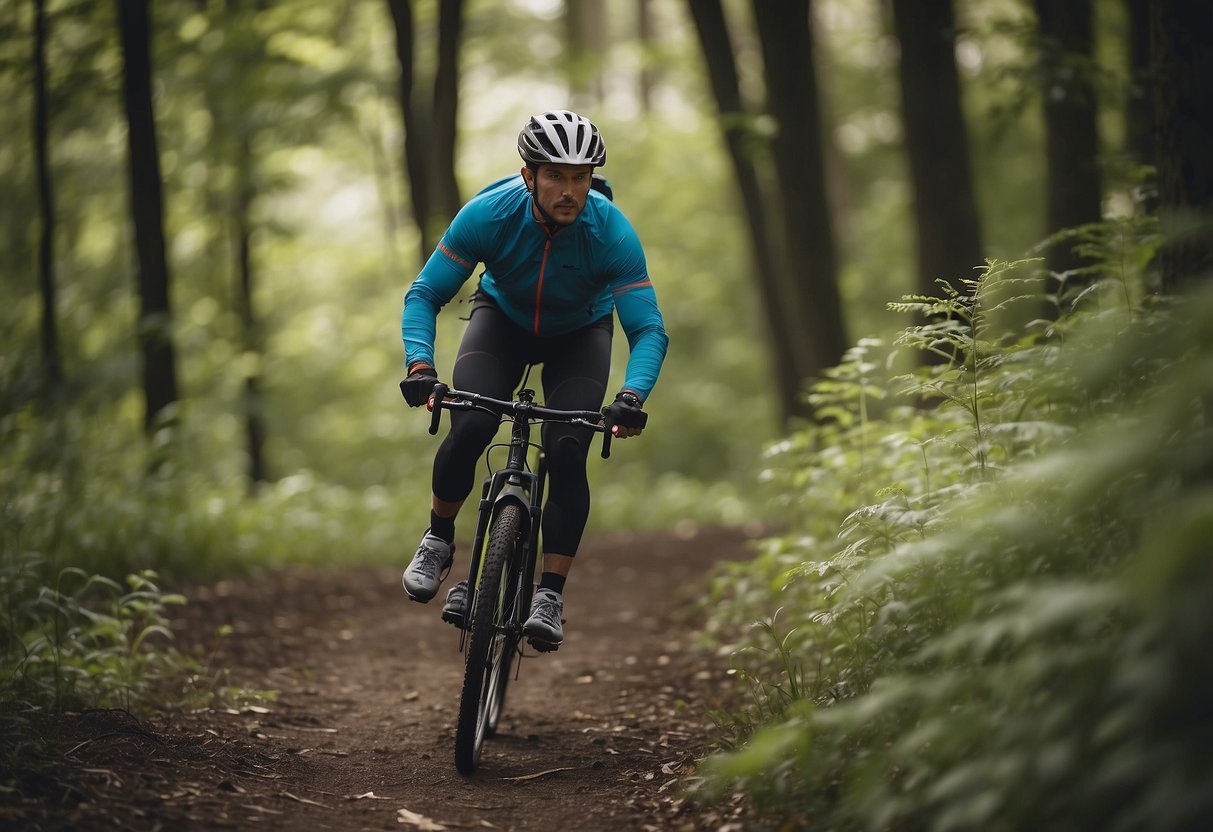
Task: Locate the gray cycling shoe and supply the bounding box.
[441,580,468,627]
[402,531,454,602]
[523,588,564,651]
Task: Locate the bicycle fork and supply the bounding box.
[457,458,546,657]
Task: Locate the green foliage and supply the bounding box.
[0,369,404,720]
[697,227,1213,830]
[0,559,270,726]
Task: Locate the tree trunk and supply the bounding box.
[432,0,464,224]
[565,0,606,110]
[34,0,62,388]
[1033,0,1103,308]
[117,0,179,432]
[891,0,984,310]
[387,0,434,261]
[686,0,810,424]
[637,0,655,114]
[1150,0,1213,292]
[388,0,464,265]
[1124,0,1153,168]
[752,0,848,382]
[234,140,268,486]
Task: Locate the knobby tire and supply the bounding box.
[454,502,524,774]
[485,556,521,739]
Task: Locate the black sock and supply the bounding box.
[538,572,566,595]
[430,511,456,544]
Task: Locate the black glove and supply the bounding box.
[605,391,647,431]
[400,366,439,408]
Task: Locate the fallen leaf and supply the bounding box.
[246,805,284,816]
[500,767,576,782]
[397,807,447,830]
[282,791,329,808]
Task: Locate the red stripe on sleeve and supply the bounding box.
[437,241,473,270]
[611,279,652,297]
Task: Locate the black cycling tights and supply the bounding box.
[432,300,613,556]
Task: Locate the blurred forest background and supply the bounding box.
[4,0,1212,827]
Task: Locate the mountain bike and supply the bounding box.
[425,381,613,774]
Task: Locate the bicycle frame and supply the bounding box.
[459,398,544,649]
[427,384,610,646]
[427,381,612,773]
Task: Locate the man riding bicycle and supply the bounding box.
[399,110,669,650]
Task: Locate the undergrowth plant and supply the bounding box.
[697,221,1213,831]
[0,397,293,731]
[0,563,263,719]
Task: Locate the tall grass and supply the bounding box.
[698,225,1213,831]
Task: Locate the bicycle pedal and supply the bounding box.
[441,609,467,629]
[527,636,562,653]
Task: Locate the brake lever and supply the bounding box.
[428,383,449,435]
[600,411,613,459]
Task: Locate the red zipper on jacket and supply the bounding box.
[533,234,552,335]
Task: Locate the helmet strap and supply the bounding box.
[524,164,563,234]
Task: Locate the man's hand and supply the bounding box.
[606,391,647,438]
[400,365,439,408]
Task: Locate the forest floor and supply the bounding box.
[4,527,764,831]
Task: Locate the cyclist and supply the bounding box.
[399,110,669,651]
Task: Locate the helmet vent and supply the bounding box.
[517,110,605,167]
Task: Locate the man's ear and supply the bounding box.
[520,166,533,193]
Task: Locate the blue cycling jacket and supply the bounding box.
[402,174,669,400]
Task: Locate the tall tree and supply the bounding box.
[432,0,464,225]
[117,0,179,431]
[233,135,267,485]
[1033,0,1103,307]
[636,0,655,114]
[387,0,465,262]
[565,0,606,110]
[33,0,61,388]
[890,0,984,323]
[1124,0,1153,168]
[222,5,271,487]
[1150,0,1213,292]
[388,0,432,259]
[751,0,848,383]
[686,0,807,423]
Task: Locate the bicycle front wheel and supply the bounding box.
[454,502,525,774]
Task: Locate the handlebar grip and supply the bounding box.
[428,383,449,435]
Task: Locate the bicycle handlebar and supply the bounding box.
[427,384,614,459]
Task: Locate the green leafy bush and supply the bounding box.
[0,397,335,721]
[0,565,276,750]
[698,233,1213,831]
[3,565,196,713]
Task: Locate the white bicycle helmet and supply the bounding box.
[517,110,606,167]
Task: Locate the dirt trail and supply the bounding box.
[10,527,757,831]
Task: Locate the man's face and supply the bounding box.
[523,163,594,225]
